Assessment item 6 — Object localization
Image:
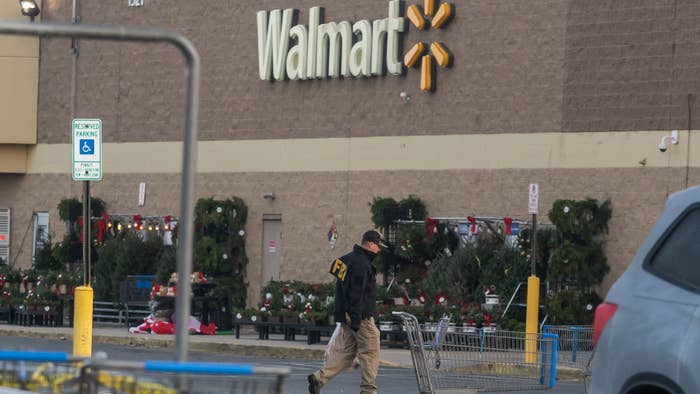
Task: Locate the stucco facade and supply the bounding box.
[2,0,700,304]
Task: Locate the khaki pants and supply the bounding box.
[313,317,380,393]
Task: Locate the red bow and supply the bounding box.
[133,214,142,230]
[503,217,513,235]
[467,216,478,234]
[425,217,438,239]
[96,213,110,242]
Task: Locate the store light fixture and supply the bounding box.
[19,0,40,22]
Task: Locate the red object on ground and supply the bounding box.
[151,321,175,335]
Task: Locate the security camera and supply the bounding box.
[658,130,679,153]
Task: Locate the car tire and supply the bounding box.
[622,373,683,394]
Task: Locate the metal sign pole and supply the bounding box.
[0,21,200,362]
[83,181,90,285]
[531,213,537,275]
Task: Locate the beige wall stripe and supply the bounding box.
[24,131,698,174]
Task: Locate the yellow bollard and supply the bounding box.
[73,285,93,357]
[525,275,540,364]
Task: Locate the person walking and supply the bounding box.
[308,230,383,394]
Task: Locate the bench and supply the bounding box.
[120,275,155,328]
[124,302,151,327]
[231,320,258,339]
[92,301,125,325]
[14,305,62,327]
[0,305,12,323]
[307,325,336,344]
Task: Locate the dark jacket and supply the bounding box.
[329,244,377,327]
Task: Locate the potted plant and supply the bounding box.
[278,307,299,324]
[0,287,11,313]
[24,288,42,311]
[376,304,400,331]
[299,302,317,325]
[55,272,74,295]
[238,307,261,323]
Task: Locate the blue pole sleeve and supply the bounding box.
[144,361,255,375]
[543,333,558,388]
[0,350,69,362]
[571,326,579,362]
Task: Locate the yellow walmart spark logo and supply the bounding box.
[403,0,453,91]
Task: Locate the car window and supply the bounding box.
[647,206,700,293]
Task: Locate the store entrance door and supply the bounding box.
[261,215,281,285]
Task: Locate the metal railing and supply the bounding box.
[542,325,593,370]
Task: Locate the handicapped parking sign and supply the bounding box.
[72,119,102,181]
[79,139,94,155]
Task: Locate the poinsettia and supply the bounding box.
[417,292,427,305]
[435,292,448,306]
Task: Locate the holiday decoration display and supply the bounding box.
[193,197,249,309]
[130,271,219,335]
[544,198,612,324]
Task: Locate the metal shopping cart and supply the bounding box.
[0,350,289,394]
[0,350,83,393]
[77,359,290,394]
[393,312,558,393]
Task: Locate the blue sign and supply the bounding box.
[79,139,94,155]
[458,223,468,235]
[511,223,520,235]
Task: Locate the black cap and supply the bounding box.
[362,230,386,247]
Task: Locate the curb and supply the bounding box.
[0,328,326,360]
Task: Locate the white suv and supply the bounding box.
[590,185,700,394]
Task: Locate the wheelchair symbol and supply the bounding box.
[79,139,94,155]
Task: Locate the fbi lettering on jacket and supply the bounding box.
[329,258,348,281]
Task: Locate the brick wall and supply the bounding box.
[2,167,696,304]
[563,0,700,131]
[37,0,569,143]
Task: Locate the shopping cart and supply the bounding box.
[77,359,290,394]
[0,350,83,393]
[393,312,558,393]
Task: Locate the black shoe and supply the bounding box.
[308,374,320,394]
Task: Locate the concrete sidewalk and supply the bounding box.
[0,324,414,368]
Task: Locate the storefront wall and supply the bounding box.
[2,165,697,305]
[1,1,698,304]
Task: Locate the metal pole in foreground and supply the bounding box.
[82,181,90,284]
[0,21,200,362]
[525,184,540,364]
[73,179,93,357]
